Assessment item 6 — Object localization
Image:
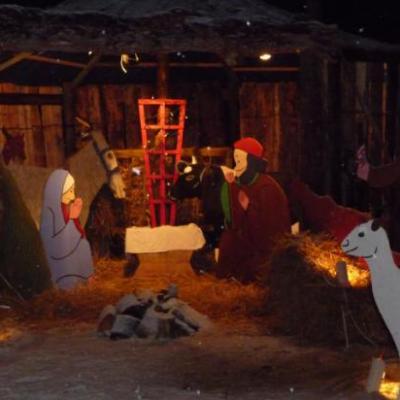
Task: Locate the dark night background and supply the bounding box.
[0,0,399,44]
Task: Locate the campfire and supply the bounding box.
[98,284,212,340]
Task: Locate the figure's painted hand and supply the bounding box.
[356,145,370,181]
[220,166,236,183]
[238,190,249,210]
[70,197,83,219]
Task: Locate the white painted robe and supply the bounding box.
[40,169,93,290]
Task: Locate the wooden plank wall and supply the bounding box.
[239,81,301,175]
[73,81,231,150]
[1,73,392,205]
[339,61,394,210]
[0,83,64,167]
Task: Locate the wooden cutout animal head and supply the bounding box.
[341,219,386,259]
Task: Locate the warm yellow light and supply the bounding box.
[379,379,400,399]
[259,53,272,61]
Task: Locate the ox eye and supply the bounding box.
[185,174,195,182]
[358,231,365,238]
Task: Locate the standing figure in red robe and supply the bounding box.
[216,137,290,282]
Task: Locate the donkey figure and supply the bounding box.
[3,129,126,228]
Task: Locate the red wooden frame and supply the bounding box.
[138,98,186,226]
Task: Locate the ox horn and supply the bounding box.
[371,219,381,231]
[191,155,197,165]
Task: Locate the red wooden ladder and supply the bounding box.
[138,99,186,227]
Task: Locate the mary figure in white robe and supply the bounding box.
[40,169,93,290]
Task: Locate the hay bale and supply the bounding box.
[264,233,391,345]
[0,161,51,298]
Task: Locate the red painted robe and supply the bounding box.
[216,174,290,282]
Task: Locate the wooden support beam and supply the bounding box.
[224,67,240,144]
[27,54,87,69]
[0,93,62,105]
[113,147,230,159]
[62,82,76,156]
[0,52,32,72]
[71,52,102,88]
[157,54,169,98]
[22,54,300,73]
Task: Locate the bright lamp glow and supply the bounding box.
[259,53,272,61]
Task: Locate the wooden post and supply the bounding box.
[62,53,102,157]
[157,54,169,98]
[385,63,398,159]
[299,49,325,193]
[62,82,76,157]
[224,68,240,145]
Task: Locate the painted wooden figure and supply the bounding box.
[40,169,93,290]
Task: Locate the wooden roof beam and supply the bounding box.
[0,52,32,72]
[22,55,300,72]
[26,54,86,69]
[71,52,102,88]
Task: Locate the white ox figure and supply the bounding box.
[341,219,400,356]
[3,129,126,227]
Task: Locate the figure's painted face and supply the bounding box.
[61,184,76,204]
[233,149,248,177]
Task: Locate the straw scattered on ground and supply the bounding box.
[2,253,265,334]
[0,232,393,351]
[264,233,391,347]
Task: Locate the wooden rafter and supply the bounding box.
[27,54,86,69]
[71,52,102,88]
[0,52,32,72]
[22,54,299,73]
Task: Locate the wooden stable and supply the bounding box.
[1,0,400,215]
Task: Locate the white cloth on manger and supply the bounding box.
[125,223,205,253]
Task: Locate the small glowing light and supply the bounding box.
[246,20,251,26]
[120,53,130,74]
[101,29,106,35]
[177,51,182,57]
[358,27,365,33]
[259,53,272,61]
[88,50,93,56]
[151,96,155,99]
[185,116,189,120]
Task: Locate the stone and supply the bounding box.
[110,314,140,340]
[97,304,116,336]
[115,293,149,319]
[173,303,212,331]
